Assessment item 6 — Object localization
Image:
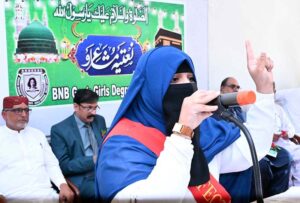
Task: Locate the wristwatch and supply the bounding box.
[172,123,194,139]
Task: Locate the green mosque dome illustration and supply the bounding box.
[16,20,58,54]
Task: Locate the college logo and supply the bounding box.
[16,68,49,106]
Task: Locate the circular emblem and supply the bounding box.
[16,68,49,106]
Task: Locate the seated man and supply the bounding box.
[273,83,300,186]
[51,89,107,200]
[275,87,300,143]
[0,96,73,202]
[219,77,291,201]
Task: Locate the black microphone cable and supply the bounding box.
[215,97,264,203]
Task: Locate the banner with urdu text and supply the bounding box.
[4,0,184,106]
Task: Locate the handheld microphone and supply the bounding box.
[208,90,256,107]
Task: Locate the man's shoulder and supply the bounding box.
[26,125,43,131]
[24,126,46,139]
[94,114,105,121]
[0,126,45,141]
[93,114,106,125]
[0,126,8,137]
[0,125,6,131]
[0,125,42,134]
[51,115,75,129]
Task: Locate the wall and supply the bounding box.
[208,0,300,91]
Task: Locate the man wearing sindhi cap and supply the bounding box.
[0,96,74,202]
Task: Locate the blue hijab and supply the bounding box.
[108,46,195,134]
[96,46,245,201]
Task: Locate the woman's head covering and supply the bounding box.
[3,96,29,109]
[109,46,196,134]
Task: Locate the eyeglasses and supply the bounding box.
[79,104,100,112]
[3,108,32,115]
[225,84,241,90]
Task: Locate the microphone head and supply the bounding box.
[206,90,256,107]
[236,90,256,105]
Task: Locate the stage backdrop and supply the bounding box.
[4,0,184,107]
[0,0,210,135]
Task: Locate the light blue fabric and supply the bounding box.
[200,117,240,162]
[74,114,94,156]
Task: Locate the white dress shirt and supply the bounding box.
[274,103,300,186]
[0,125,66,201]
[274,103,295,138]
[275,88,300,135]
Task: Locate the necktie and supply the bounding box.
[85,124,99,156]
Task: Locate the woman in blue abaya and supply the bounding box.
[96,44,275,202]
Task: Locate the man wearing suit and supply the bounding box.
[51,89,107,200]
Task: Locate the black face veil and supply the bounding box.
[163,61,210,186]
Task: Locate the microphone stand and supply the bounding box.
[215,97,264,203]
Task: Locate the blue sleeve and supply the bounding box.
[200,117,240,162]
[95,135,158,202]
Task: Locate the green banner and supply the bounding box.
[5,0,184,106]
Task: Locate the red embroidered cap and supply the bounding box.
[3,96,29,109]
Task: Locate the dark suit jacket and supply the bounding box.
[50,114,106,190]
